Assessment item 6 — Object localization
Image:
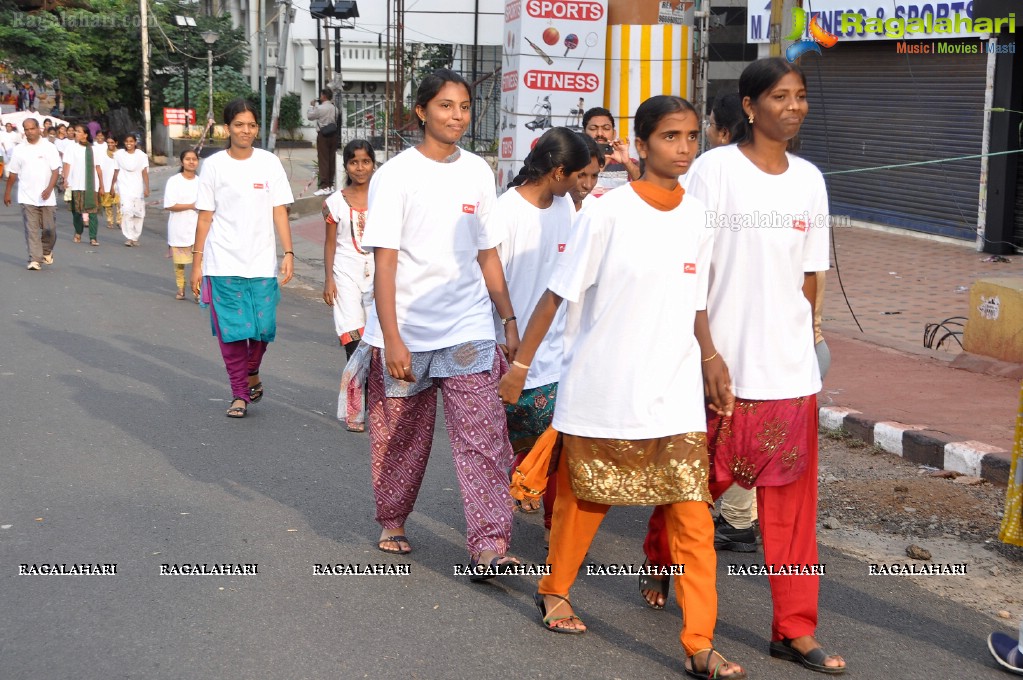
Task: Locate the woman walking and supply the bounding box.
[111,133,150,246]
[499,95,745,680]
[360,69,519,574]
[322,139,376,358]
[164,149,200,300]
[62,123,99,246]
[96,133,120,229]
[642,58,845,675]
[190,99,295,419]
[492,127,588,535]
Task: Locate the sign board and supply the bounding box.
[747,0,997,42]
[163,108,196,125]
[497,0,609,192]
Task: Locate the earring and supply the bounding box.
[748,114,755,124]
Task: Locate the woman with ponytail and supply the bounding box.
[492,127,588,534]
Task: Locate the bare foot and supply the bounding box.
[788,635,846,670]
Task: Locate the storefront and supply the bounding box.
[747,1,1009,245]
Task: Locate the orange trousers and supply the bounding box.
[538,457,718,656]
[644,434,821,642]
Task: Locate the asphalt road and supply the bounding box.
[0,180,1014,679]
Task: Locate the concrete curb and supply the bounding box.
[819,406,1012,485]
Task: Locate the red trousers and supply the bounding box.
[644,434,820,642]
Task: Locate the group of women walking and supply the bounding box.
[189,58,845,677]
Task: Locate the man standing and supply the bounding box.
[307,88,338,196]
[3,119,61,270]
[582,107,641,198]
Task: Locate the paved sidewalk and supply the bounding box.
[821,226,1020,482]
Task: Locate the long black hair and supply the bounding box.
[736,57,806,144]
[342,139,375,186]
[506,127,591,189]
[578,132,606,169]
[222,98,259,148]
[710,92,745,145]
[415,69,472,130]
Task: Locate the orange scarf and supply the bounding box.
[631,179,684,211]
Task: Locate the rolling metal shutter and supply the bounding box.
[1015,160,1023,249]
[797,40,986,241]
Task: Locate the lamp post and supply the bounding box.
[174,16,197,132]
[201,30,219,123]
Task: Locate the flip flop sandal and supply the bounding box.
[225,398,247,418]
[175,291,186,300]
[686,647,747,680]
[73,234,81,243]
[770,639,845,675]
[468,554,521,582]
[533,592,585,635]
[90,239,99,246]
[377,535,412,555]
[638,568,669,610]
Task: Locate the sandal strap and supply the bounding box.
[690,647,737,678]
[544,613,582,627]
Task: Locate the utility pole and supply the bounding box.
[267,0,294,152]
[694,0,710,152]
[769,0,798,57]
[141,0,153,159]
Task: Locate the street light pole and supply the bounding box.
[201,30,219,124]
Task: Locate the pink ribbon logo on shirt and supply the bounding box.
[684,263,696,274]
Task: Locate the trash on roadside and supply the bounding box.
[981,255,1011,263]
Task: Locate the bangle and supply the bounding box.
[701,352,719,363]
[512,360,530,370]
[284,250,294,256]
[192,250,203,255]
[501,315,516,326]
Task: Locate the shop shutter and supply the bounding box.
[797,40,986,241]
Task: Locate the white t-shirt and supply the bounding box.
[96,149,117,193]
[61,143,100,191]
[195,148,294,278]
[54,137,72,158]
[113,149,149,199]
[685,144,831,400]
[493,189,573,389]
[7,138,61,207]
[324,191,373,291]
[548,185,713,439]
[163,173,199,247]
[361,147,503,352]
[0,130,19,162]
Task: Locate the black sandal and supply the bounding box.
[638,560,668,610]
[533,592,586,635]
[686,647,747,680]
[377,535,412,554]
[248,372,263,403]
[468,553,521,582]
[769,638,846,675]
[226,398,247,418]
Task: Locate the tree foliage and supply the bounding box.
[0,0,247,118]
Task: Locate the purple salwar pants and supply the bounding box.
[367,347,514,556]
[211,304,268,402]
